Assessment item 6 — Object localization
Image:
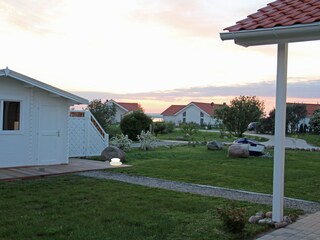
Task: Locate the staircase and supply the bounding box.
[68,110,109,157]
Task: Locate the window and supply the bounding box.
[182,111,186,123]
[1,101,20,131]
[200,112,204,125]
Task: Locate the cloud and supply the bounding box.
[71,79,320,102]
[130,0,221,38]
[0,0,63,34]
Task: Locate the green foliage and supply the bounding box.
[180,122,199,138]
[106,124,122,138]
[256,109,275,134]
[310,109,320,134]
[88,99,116,131]
[120,111,153,140]
[217,203,247,233]
[215,96,265,137]
[286,104,307,133]
[110,133,133,152]
[137,131,158,151]
[153,122,176,136]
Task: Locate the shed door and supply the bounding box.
[38,105,60,164]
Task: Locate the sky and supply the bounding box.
[0,0,319,114]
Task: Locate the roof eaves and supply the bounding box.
[220,22,320,47]
[0,68,88,104]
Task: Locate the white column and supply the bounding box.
[272,43,288,222]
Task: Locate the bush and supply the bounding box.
[217,203,247,233]
[106,124,122,139]
[110,134,133,152]
[120,111,153,141]
[310,110,320,134]
[153,122,175,136]
[180,122,199,139]
[137,131,158,151]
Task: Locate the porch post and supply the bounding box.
[272,42,288,222]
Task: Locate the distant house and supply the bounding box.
[161,102,223,126]
[107,99,142,123]
[287,102,320,126]
[0,68,88,168]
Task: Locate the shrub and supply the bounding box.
[106,124,122,139]
[153,122,175,136]
[110,134,133,152]
[120,111,153,141]
[310,110,320,134]
[217,203,247,233]
[137,131,158,151]
[180,122,199,138]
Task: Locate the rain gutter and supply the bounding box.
[220,22,320,47]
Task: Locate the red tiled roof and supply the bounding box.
[192,102,223,116]
[161,102,223,116]
[287,102,320,116]
[161,105,186,115]
[117,102,141,112]
[225,0,320,32]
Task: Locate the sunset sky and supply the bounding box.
[0,0,319,113]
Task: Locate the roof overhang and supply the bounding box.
[0,68,88,104]
[220,22,320,47]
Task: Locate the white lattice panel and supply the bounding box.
[68,111,109,157]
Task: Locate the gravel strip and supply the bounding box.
[78,171,320,213]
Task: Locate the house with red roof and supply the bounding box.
[107,99,142,123]
[161,102,223,126]
[287,102,320,127]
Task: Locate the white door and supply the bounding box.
[38,105,61,165]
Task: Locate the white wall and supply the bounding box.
[173,105,217,126]
[0,76,70,168]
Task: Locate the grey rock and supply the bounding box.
[100,146,126,162]
[265,211,272,218]
[256,211,265,218]
[249,215,262,223]
[207,140,223,150]
[274,221,288,228]
[228,144,250,158]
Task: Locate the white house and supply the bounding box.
[161,102,222,126]
[0,68,88,168]
[107,99,142,123]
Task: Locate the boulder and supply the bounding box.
[265,211,272,218]
[207,140,223,150]
[248,215,262,223]
[101,146,126,162]
[228,144,250,158]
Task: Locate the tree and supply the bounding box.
[120,110,152,140]
[87,99,116,131]
[256,108,275,134]
[215,96,264,137]
[286,104,307,133]
[310,109,320,134]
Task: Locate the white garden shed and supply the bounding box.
[0,68,88,168]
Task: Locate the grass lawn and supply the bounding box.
[0,175,298,240]
[112,146,320,202]
[156,129,269,143]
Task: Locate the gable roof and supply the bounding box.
[161,105,186,116]
[220,0,320,46]
[287,102,320,116]
[225,0,320,32]
[0,68,88,104]
[161,102,223,116]
[108,99,141,112]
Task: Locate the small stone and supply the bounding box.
[283,216,292,224]
[249,215,262,223]
[207,140,223,150]
[256,211,265,218]
[274,221,288,228]
[265,211,272,218]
